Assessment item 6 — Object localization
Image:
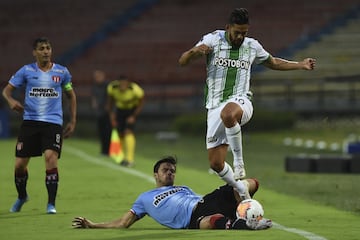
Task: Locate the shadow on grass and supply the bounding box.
[98,230,209,240]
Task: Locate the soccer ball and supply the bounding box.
[236,199,264,223]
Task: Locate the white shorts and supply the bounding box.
[206,96,253,149]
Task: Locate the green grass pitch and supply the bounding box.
[0,130,359,240]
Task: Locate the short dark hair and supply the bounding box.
[33,37,51,49]
[153,156,177,173]
[229,8,249,25]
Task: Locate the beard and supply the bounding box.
[231,39,244,49]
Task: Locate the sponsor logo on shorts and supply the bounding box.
[207,136,218,143]
[16,142,23,151]
[234,97,245,104]
[53,144,61,149]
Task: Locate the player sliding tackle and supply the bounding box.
[178,8,315,199]
[72,156,272,230]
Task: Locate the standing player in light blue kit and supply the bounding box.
[179,8,316,199]
[2,37,77,214]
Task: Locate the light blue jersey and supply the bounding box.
[131,186,202,229]
[9,63,72,125]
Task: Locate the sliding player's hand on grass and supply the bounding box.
[72,217,94,229]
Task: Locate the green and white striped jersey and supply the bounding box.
[196,30,270,109]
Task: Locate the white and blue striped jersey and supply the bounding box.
[196,30,270,109]
[131,186,202,229]
[9,63,72,126]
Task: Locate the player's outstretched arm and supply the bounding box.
[72,211,138,229]
[72,217,96,228]
[179,44,212,66]
[262,55,316,71]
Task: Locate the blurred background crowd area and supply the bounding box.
[0,0,359,137]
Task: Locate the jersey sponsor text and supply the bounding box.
[153,187,186,206]
[29,87,59,98]
[213,57,250,69]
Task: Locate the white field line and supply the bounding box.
[64,146,155,184]
[272,223,327,240]
[64,146,328,240]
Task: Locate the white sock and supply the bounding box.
[218,162,247,197]
[225,123,244,167]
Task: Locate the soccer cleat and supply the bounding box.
[47,204,57,214]
[231,218,248,229]
[234,164,246,180]
[239,183,251,200]
[231,217,272,230]
[240,179,252,199]
[10,196,29,212]
[241,178,260,198]
[254,218,272,230]
[120,159,129,167]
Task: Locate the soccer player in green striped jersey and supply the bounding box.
[179,8,315,200]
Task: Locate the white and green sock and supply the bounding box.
[225,123,244,167]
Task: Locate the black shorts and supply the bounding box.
[15,120,63,158]
[188,184,238,229]
[116,108,136,134]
